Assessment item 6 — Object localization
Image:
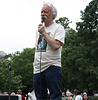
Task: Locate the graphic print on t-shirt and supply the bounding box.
[36,34,47,52]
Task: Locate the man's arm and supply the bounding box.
[43,31,62,50]
[38,24,63,50]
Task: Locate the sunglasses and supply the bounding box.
[18,91,22,92]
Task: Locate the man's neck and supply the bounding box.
[45,21,54,27]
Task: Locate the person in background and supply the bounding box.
[72,89,78,100]
[33,2,65,100]
[83,92,89,100]
[17,89,26,100]
[11,92,15,95]
[0,91,2,95]
[75,91,82,100]
[4,92,8,95]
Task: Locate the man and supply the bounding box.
[17,89,26,100]
[33,3,65,100]
[75,91,82,100]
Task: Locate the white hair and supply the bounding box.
[43,3,57,19]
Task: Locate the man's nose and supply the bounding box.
[41,12,45,15]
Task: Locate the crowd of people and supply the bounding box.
[62,89,94,100]
[0,89,98,100]
[0,89,26,100]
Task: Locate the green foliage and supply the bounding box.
[12,48,35,94]
[55,17,72,31]
[61,0,98,94]
[76,0,98,91]
[89,96,98,100]
[0,48,35,94]
[0,57,24,93]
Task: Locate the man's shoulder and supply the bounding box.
[75,95,82,99]
[53,23,64,30]
[53,22,62,26]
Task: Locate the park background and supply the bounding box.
[0,0,98,99]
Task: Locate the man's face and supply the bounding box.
[41,5,53,22]
[17,89,22,95]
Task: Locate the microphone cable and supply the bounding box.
[39,16,45,100]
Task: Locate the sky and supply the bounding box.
[0,0,92,54]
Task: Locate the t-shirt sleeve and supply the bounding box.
[54,25,65,45]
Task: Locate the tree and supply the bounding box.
[12,48,35,94]
[76,0,98,92]
[55,17,72,31]
[0,48,35,94]
[61,0,98,94]
[61,29,79,91]
[0,54,24,93]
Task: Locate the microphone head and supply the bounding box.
[41,16,44,23]
[41,16,47,23]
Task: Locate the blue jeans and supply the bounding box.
[33,65,62,100]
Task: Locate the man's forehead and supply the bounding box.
[41,5,52,11]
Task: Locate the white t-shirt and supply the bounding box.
[75,95,82,100]
[34,23,65,74]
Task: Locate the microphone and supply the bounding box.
[41,16,45,23]
[39,16,45,39]
[41,16,47,23]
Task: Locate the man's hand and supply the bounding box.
[38,24,45,35]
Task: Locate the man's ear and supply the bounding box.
[52,15,55,20]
